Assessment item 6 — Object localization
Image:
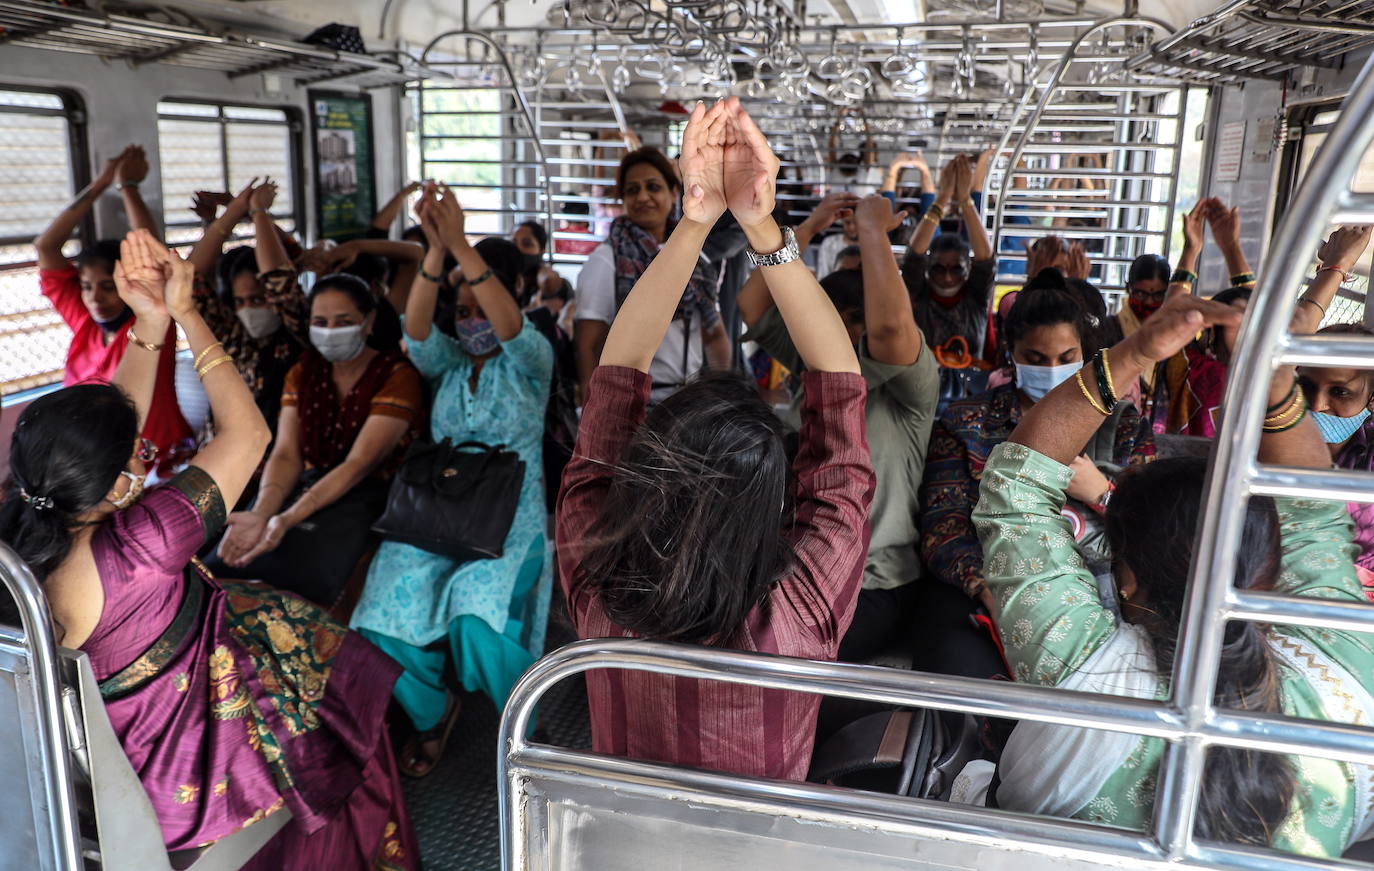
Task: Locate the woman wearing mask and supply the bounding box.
[1293,224,1374,595]
[350,185,554,777]
[574,146,732,404]
[0,230,417,868]
[960,293,1374,858]
[207,274,424,607]
[921,273,1155,614]
[187,179,308,433]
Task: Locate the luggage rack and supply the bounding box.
[0,0,446,87]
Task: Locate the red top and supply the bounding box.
[557,365,875,781]
[41,267,192,474]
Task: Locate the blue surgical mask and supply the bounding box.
[1313,408,1371,444]
[455,316,500,356]
[1015,361,1081,403]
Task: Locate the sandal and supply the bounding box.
[399,694,461,778]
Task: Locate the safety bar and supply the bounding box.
[499,638,1374,871]
[0,542,82,870]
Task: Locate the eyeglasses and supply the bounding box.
[135,437,159,465]
[1129,286,1168,304]
[928,263,969,278]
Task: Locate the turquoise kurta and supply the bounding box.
[351,318,554,718]
[972,441,1374,856]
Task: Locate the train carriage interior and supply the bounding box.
[7,0,1374,869]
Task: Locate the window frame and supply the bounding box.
[155,97,305,245]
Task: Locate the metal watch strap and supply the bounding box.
[747,225,800,268]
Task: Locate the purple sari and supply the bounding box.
[84,467,417,868]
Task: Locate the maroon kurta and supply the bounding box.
[84,467,416,869]
[557,366,875,781]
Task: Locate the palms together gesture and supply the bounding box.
[679,101,729,225]
[114,229,170,320]
[719,97,779,227]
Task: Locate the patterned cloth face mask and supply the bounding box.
[455,316,500,356]
[1313,408,1372,444]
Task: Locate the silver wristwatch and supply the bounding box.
[747,225,800,268]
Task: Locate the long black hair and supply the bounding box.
[1003,269,1100,362]
[0,385,138,583]
[1106,457,1294,846]
[575,371,795,643]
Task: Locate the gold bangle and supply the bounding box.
[1101,348,1115,400]
[127,329,164,352]
[1264,395,1306,428]
[1075,370,1111,416]
[193,342,224,370]
[196,355,235,379]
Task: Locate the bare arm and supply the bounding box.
[1207,201,1253,280]
[372,181,420,232]
[404,241,447,342]
[115,147,158,239]
[431,183,522,340]
[276,414,410,526]
[108,230,171,430]
[908,156,958,255]
[187,180,256,278]
[1294,225,1373,334]
[34,146,130,269]
[251,409,304,520]
[601,220,714,371]
[854,196,921,366]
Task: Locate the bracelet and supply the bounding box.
[1075,370,1111,416]
[924,202,945,222]
[1089,482,1116,516]
[127,329,164,352]
[468,268,494,287]
[1263,393,1308,433]
[1230,271,1256,287]
[249,207,269,217]
[1315,265,1352,284]
[1092,350,1118,410]
[1265,378,1299,415]
[1100,348,1117,407]
[418,265,443,284]
[193,341,224,370]
[115,181,140,192]
[196,354,235,379]
[1170,268,1197,285]
[1298,296,1327,316]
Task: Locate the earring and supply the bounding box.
[1118,589,1129,603]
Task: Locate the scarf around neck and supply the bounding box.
[608,215,721,330]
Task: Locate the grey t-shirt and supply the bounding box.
[745,305,940,590]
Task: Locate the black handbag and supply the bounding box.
[371,439,525,562]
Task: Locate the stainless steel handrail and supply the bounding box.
[1159,48,1374,861]
[0,542,82,870]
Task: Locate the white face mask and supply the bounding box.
[1015,361,1081,403]
[236,305,282,340]
[309,324,367,363]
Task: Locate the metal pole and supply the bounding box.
[1155,50,1374,861]
[0,543,82,871]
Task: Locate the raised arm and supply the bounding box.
[187,179,257,278]
[403,188,448,342]
[1170,199,1209,297]
[599,100,727,373]
[248,180,292,276]
[432,183,522,341]
[34,146,131,269]
[725,98,859,375]
[1293,225,1373,334]
[1207,200,1254,284]
[739,191,860,328]
[371,180,421,233]
[115,146,159,240]
[953,154,993,261]
[108,230,172,430]
[907,155,958,257]
[1009,294,1243,464]
[854,195,920,366]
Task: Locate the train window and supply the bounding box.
[1278,101,1374,326]
[156,100,301,250]
[414,86,503,235]
[0,87,84,396]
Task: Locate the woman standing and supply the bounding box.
[0,230,417,869]
[350,184,554,777]
[574,146,732,404]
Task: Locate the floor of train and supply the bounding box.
[400,598,590,871]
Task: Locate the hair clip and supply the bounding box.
[19,488,53,511]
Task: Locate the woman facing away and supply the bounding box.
[557,98,875,780]
[957,290,1374,856]
[351,184,555,777]
[0,230,416,869]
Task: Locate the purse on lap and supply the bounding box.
[372,439,525,562]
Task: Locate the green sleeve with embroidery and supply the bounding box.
[972,441,1117,686]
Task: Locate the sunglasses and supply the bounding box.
[1130,287,1168,304]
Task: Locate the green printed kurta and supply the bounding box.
[972,441,1374,856]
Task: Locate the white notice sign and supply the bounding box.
[1216,120,1246,182]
